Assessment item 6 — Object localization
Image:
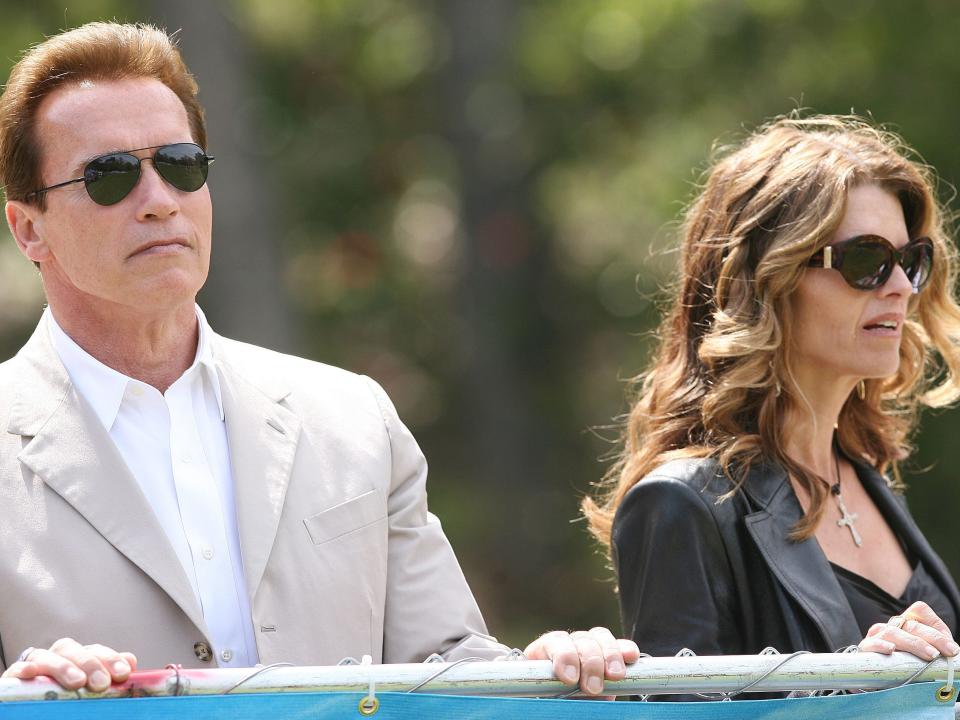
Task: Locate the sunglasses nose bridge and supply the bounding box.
[128,156,183,214]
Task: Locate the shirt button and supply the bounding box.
[202,547,214,560]
[130,386,144,398]
[181,455,191,464]
[193,641,212,662]
[220,649,233,662]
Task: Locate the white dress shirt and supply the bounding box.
[47,306,258,667]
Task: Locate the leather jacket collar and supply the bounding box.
[739,456,960,652]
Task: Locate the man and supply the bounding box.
[0,22,636,696]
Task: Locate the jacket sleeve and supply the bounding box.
[612,474,743,658]
[363,377,509,663]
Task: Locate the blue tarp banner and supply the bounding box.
[2,683,955,719]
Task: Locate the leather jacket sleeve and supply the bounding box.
[612,475,743,657]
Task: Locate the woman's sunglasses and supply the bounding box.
[28,142,214,206]
[807,234,934,293]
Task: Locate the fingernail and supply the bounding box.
[90,670,109,690]
[926,646,940,660]
[65,667,85,684]
[609,660,624,675]
[563,664,578,683]
[587,677,603,695]
[113,660,130,674]
[948,642,959,656]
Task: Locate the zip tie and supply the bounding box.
[358,654,379,716]
[936,653,955,703]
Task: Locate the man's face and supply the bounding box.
[13,77,212,317]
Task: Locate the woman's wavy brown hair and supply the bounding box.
[583,114,960,547]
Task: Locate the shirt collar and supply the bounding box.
[46,304,225,431]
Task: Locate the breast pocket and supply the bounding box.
[303,489,386,545]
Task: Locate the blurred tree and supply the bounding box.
[2,0,960,648]
[143,0,294,351]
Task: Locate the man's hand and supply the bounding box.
[1,638,137,692]
[524,627,640,697]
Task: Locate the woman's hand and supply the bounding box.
[859,601,960,660]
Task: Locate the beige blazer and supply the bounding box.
[0,316,505,670]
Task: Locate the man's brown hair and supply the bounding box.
[0,21,206,209]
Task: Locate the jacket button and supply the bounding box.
[194,641,213,662]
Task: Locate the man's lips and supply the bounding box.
[128,239,189,258]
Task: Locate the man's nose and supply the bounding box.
[134,160,180,219]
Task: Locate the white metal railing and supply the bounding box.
[0,651,955,706]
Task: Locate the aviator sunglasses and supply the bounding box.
[28,142,214,206]
[807,234,934,293]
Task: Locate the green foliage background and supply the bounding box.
[2,0,960,649]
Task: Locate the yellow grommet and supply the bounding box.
[935,685,955,703]
[358,695,380,716]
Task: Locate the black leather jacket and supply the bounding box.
[612,456,960,659]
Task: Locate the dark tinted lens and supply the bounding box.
[154,143,209,192]
[901,238,934,290]
[840,238,891,289]
[84,153,140,206]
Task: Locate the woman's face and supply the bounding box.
[789,183,916,394]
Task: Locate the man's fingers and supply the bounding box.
[13,648,89,689]
[83,644,135,682]
[617,638,641,664]
[524,628,639,696]
[0,640,138,692]
[580,627,629,680]
[570,632,605,695]
[1,660,43,680]
[525,631,581,685]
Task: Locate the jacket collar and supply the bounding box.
[205,332,301,603]
[740,454,960,651]
[7,318,306,635]
[740,458,863,651]
[8,316,208,635]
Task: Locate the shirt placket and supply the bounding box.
[167,377,247,667]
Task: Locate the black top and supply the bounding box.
[612,457,960,659]
[831,561,958,637]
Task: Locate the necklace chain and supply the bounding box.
[832,441,863,547]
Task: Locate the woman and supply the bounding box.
[583,115,960,666]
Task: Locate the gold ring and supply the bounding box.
[888,615,907,629]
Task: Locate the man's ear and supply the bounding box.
[5,200,50,263]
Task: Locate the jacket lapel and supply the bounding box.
[213,340,302,603]
[8,318,207,634]
[855,461,960,620]
[742,461,862,651]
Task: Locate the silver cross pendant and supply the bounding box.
[836,495,863,547]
